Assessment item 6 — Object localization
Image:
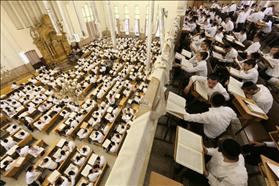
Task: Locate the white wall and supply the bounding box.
[1,5,42,71]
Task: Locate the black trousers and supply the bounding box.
[259,70,272,81]
[236,23,245,32]
[242,144,279,166]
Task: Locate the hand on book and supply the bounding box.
[250,141,265,147]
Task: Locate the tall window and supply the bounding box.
[145,6,149,36]
[124,5,129,35]
[134,5,140,36]
[114,5,120,34]
[81,3,94,22]
[81,3,97,39]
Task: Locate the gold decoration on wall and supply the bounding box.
[30,15,71,66]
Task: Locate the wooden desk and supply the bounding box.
[232,95,268,135]
[0,74,35,96]
[149,171,183,186]
[260,155,279,186]
[269,125,279,151]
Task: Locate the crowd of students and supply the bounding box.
[172,1,279,185]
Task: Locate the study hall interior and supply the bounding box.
[0,0,279,186]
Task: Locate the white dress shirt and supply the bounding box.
[26,170,41,184]
[191,76,230,101]
[264,7,273,16]
[224,48,238,63]
[183,106,237,138]
[181,60,208,77]
[234,32,247,43]
[223,20,234,32]
[248,11,265,23]
[266,58,279,78]
[262,20,272,33]
[236,11,248,24]
[252,85,273,113]
[234,67,259,83]
[245,41,261,55]
[206,148,248,186]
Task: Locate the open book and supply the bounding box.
[181,49,192,59]
[228,76,245,97]
[167,91,187,119]
[212,51,224,61]
[175,52,184,60]
[214,45,226,54]
[174,126,204,174]
[244,100,266,115]
[194,81,208,101]
[267,162,279,179]
[181,58,193,68]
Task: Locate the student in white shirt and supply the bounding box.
[222,17,234,32]
[263,5,274,16]
[74,155,86,166]
[234,29,247,43]
[77,128,89,139]
[260,18,272,35]
[183,93,237,140]
[231,59,259,83]
[55,150,69,163]
[25,166,41,186]
[214,27,224,42]
[80,146,90,156]
[1,138,17,151]
[260,49,279,80]
[56,176,71,186]
[175,52,208,77]
[236,8,248,31]
[88,166,101,182]
[223,44,238,63]
[241,82,273,113]
[245,36,261,56]
[40,157,58,170]
[204,139,248,186]
[11,82,19,90]
[68,170,76,186]
[184,74,230,101]
[63,141,76,152]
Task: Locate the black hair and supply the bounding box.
[218,138,241,161]
[208,73,219,81]
[224,44,232,49]
[241,81,258,90]
[199,52,208,60]
[210,92,226,107]
[250,52,260,59]
[243,59,256,67]
[27,166,33,172]
[273,52,279,59]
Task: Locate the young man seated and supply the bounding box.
[184,74,230,101]
[183,93,237,146]
[40,157,58,170]
[260,47,279,82]
[174,52,208,77]
[230,59,259,83]
[203,138,248,186]
[241,81,273,114]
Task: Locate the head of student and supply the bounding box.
[210,92,226,107]
[242,59,256,71]
[225,17,231,23]
[27,166,35,172]
[218,138,241,161]
[270,46,279,55]
[201,40,211,51]
[196,52,208,62]
[207,73,219,89]
[224,44,233,52]
[241,81,259,95]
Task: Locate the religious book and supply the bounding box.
[213,45,225,54]
[81,164,92,177]
[194,81,208,101]
[88,153,98,166]
[181,58,193,69]
[166,91,187,119]
[212,51,224,61]
[228,76,245,97]
[244,100,266,115]
[175,52,184,60]
[181,49,192,59]
[267,162,279,179]
[47,170,61,184]
[174,126,204,174]
[56,138,66,148]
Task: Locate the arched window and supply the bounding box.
[81,3,97,39]
[145,6,149,36]
[124,5,130,35]
[134,5,140,36]
[114,5,120,34]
